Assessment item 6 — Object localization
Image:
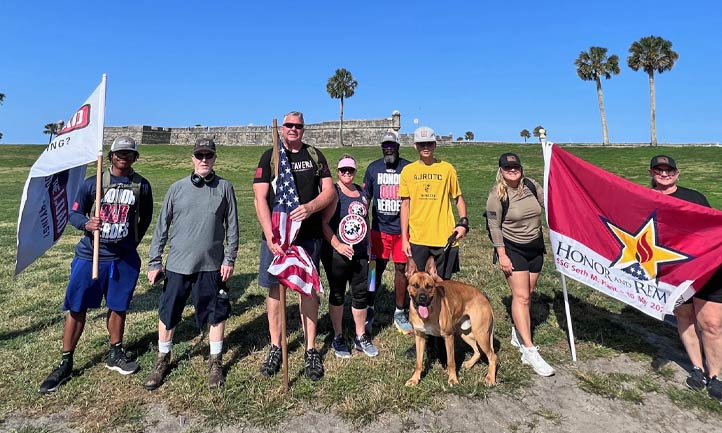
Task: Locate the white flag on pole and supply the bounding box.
[15,77,107,275]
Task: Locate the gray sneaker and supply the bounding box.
[394,310,413,335]
[685,366,708,391]
[354,334,379,357]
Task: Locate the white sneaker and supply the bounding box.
[521,346,555,377]
[510,326,521,349]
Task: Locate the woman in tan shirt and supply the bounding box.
[485,152,554,377]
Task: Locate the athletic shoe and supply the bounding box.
[511,326,521,349]
[39,360,72,394]
[304,348,324,381]
[354,334,379,357]
[685,366,708,391]
[332,335,351,359]
[394,310,413,335]
[208,354,224,389]
[521,346,555,377]
[708,376,722,403]
[106,347,139,375]
[365,307,375,335]
[260,344,282,377]
[144,352,170,391]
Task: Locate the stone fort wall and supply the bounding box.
[103,118,453,148]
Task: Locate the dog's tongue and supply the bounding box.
[418,305,429,319]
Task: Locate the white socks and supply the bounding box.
[210,340,223,356]
[158,340,172,354]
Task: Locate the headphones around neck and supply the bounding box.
[190,171,216,187]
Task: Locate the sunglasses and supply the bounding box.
[338,168,356,174]
[283,123,304,130]
[194,152,215,161]
[502,166,521,172]
[653,168,677,175]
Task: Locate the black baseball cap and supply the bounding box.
[194,138,216,154]
[650,155,676,170]
[499,152,522,168]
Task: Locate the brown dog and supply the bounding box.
[405,256,497,387]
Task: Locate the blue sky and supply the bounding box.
[1,0,721,144]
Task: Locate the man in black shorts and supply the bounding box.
[144,138,239,390]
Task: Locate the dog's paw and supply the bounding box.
[405,378,419,387]
[484,375,496,387]
[447,376,459,386]
[462,360,476,370]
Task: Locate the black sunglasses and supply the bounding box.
[283,123,304,130]
[194,152,215,161]
[338,168,356,174]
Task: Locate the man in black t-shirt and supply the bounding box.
[650,155,722,402]
[253,111,334,381]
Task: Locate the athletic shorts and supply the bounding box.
[684,266,722,304]
[257,238,322,289]
[503,236,545,273]
[158,270,231,330]
[410,243,459,281]
[321,242,369,308]
[370,230,407,264]
[63,253,141,312]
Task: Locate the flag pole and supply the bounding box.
[540,130,577,362]
[92,74,107,280]
[272,118,289,392]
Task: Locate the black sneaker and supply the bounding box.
[685,366,708,391]
[709,376,722,402]
[260,344,282,377]
[304,348,324,381]
[106,347,139,375]
[39,360,72,394]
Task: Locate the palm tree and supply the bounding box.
[326,68,358,146]
[627,36,679,146]
[575,47,620,145]
[43,122,62,144]
[520,129,531,142]
[0,92,5,104]
[464,131,474,141]
[533,125,546,138]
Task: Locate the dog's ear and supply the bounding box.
[425,256,440,280]
[405,258,418,279]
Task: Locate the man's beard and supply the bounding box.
[384,152,399,166]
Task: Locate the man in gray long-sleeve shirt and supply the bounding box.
[144,138,238,390]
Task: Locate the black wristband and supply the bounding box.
[456,217,470,232]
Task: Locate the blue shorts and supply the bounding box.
[258,238,322,289]
[63,253,141,312]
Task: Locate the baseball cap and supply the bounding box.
[499,153,522,168]
[650,155,676,170]
[413,126,436,143]
[381,132,399,146]
[337,157,357,170]
[194,138,216,154]
[110,136,138,153]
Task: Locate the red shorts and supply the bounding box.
[370,230,407,263]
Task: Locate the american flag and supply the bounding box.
[266,140,323,296]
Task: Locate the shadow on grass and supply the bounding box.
[550,291,687,369]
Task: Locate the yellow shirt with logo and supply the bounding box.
[399,160,462,247]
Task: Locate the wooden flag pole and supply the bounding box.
[272,119,289,392]
[92,154,103,280]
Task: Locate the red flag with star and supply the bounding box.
[543,144,722,319]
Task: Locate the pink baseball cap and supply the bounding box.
[337,157,356,170]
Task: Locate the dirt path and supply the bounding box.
[3,355,719,433]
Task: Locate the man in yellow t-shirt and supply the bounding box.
[399,126,468,280]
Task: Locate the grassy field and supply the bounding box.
[1,143,721,432]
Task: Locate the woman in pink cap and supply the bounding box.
[321,154,379,359]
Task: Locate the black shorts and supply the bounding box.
[159,270,231,330]
[410,243,460,280]
[684,266,722,304]
[321,242,369,309]
[503,236,545,273]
